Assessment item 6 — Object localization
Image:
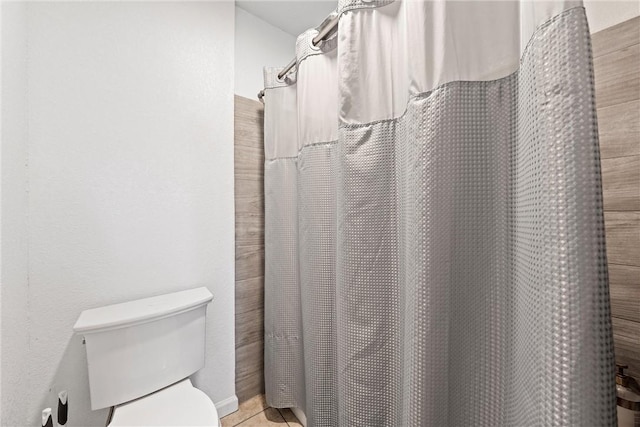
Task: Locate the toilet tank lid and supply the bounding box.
[73,287,213,334]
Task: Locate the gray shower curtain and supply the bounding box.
[263,2,616,426]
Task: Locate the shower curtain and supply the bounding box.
[263,1,616,426]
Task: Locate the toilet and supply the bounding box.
[73,287,220,426]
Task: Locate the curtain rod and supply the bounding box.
[257,12,340,102]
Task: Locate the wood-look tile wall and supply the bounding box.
[592,17,640,380]
[234,95,265,402]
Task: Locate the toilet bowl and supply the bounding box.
[74,287,219,426]
[109,379,218,426]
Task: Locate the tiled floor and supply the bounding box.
[221,394,303,427]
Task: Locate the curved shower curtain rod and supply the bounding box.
[257,11,340,102]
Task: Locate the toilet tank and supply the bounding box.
[73,287,213,410]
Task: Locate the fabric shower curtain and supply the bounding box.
[263,1,616,426]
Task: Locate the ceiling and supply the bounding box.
[236,1,338,37]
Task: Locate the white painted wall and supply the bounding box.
[235,6,297,99]
[585,0,640,33]
[1,2,30,424]
[1,2,236,425]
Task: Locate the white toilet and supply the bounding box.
[73,287,220,426]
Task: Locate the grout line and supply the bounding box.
[592,40,640,60]
[612,314,640,322]
[233,408,267,427]
[221,395,269,427]
[593,40,640,61]
[600,153,640,161]
[600,154,640,161]
[608,262,640,268]
[276,408,291,426]
[596,97,640,111]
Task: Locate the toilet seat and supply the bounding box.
[109,378,219,426]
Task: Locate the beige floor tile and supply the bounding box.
[236,408,287,426]
[277,408,303,426]
[220,394,268,427]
